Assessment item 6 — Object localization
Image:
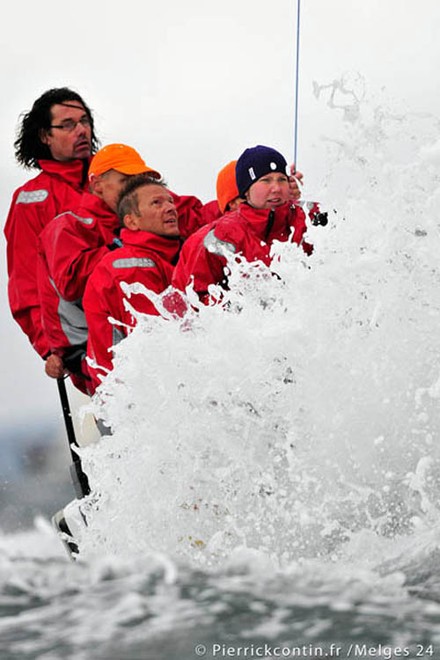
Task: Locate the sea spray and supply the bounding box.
[71,87,440,568]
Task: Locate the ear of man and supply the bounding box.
[123,213,140,231]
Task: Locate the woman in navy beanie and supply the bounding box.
[172,144,316,302]
[235,145,289,201]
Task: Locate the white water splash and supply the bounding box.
[67,82,440,572]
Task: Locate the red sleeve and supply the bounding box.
[40,214,109,302]
[200,199,221,225]
[4,190,50,357]
[169,190,208,240]
[172,225,229,299]
[37,245,89,359]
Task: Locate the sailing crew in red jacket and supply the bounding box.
[38,192,119,393]
[83,174,181,394]
[172,145,314,301]
[4,88,98,361]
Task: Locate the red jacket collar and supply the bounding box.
[233,202,292,239]
[38,158,90,191]
[120,228,180,263]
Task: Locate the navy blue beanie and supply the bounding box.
[235,145,288,197]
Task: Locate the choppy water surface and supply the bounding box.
[2,521,440,659]
[2,84,440,659]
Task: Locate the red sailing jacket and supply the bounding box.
[39,192,120,303]
[83,228,180,394]
[168,191,211,239]
[4,159,89,357]
[200,199,222,225]
[37,193,120,394]
[172,202,313,298]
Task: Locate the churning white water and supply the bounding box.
[70,79,440,570]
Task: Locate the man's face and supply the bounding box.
[246,173,290,209]
[40,101,92,161]
[90,170,130,212]
[126,185,179,237]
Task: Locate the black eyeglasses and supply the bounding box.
[50,116,91,133]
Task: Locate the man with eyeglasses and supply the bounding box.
[4,87,98,362]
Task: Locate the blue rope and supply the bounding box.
[293,0,301,171]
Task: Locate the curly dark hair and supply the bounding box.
[117,173,167,224]
[14,87,100,169]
